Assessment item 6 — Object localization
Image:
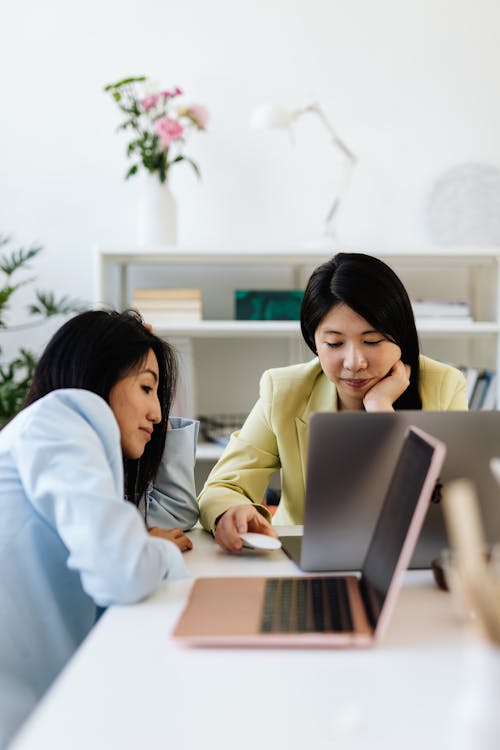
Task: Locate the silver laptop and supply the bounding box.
[172,427,445,647]
[281,410,500,571]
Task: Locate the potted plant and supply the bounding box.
[0,235,82,425]
[104,76,208,246]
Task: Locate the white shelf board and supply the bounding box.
[99,245,500,263]
[196,442,225,461]
[151,318,499,338]
[98,248,330,266]
[152,320,302,336]
[416,320,499,334]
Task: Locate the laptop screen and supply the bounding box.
[359,429,436,627]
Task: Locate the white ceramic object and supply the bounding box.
[136,172,177,247]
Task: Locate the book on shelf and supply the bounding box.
[235,290,304,321]
[132,287,202,323]
[480,372,497,410]
[132,288,201,300]
[457,366,480,404]
[133,299,202,311]
[469,369,497,410]
[411,299,471,320]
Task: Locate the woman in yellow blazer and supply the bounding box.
[198,252,468,551]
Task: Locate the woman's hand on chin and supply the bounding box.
[363,360,411,412]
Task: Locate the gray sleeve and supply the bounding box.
[146,418,200,530]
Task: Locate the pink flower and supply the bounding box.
[141,94,159,111]
[154,116,184,147]
[161,86,183,99]
[183,103,209,130]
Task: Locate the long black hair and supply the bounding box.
[300,252,422,409]
[24,309,178,504]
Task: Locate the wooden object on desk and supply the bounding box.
[442,478,500,643]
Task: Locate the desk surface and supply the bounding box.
[12,527,500,750]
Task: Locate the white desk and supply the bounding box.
[11,528,500,750]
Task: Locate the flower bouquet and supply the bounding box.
[104,75,208,183]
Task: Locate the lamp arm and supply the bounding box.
[289,101,358,238]
[294,103,357,164]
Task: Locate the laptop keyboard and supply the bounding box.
[260,577,354,633]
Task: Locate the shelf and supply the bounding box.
[152,320,301,336]
[99,246,500,263]
[196,442,225,461]
[97,246,500,433]
[98,248,331,266]
[415,320,499,334]
[150,318,499,338]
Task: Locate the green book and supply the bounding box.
[235,290,304,321]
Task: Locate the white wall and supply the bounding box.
[1,0,500,354]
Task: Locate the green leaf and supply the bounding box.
[27,291,83,318]
[125,164,139,179]
[182,157,202,180]
[0,245,42,275]
[0,238,84,423]
[0,347,38,425]
[0,285,18,305]
[104,75,147,92]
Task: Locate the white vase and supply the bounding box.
[136,173,177,247]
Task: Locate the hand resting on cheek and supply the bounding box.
[363,360,411,412]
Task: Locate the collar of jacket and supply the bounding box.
[295,362,338,492]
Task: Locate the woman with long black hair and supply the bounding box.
[199,252,467,551]
[0,309,198,747]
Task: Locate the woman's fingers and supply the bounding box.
[214,505,276,552]
[148,526,193,552]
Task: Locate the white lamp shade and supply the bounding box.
[250,104,294,130]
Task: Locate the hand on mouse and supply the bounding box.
[214,504,277,553]
[363,360,411,412]
[148,526,193,553]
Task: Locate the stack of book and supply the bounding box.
[411,299,472,321]
[131,288,202,324]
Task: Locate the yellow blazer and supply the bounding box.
[198,355,468,530]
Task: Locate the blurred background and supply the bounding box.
[1,0,499,358]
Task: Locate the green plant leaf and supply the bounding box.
[104,76,147,91]
[0,347,38,426]
[27,291,83,318]
[0,245,42,275]
[0,238,83,423]
[174,156,201,180]
[0,284,21,307]
[125,164,139,179]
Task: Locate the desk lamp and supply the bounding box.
[251,102,357,240]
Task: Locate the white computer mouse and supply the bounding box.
[239,532,282,551]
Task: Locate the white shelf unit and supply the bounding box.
[96,246,500,478]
